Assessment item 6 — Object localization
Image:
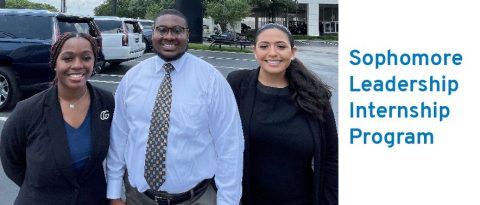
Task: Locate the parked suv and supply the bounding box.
[138,19,154,52]
[0,9,105,110]
[94,16,145,65]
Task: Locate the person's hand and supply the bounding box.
[110,199,126,205]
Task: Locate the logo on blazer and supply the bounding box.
[100,110,110,120]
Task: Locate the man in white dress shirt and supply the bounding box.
[107,9,244,205]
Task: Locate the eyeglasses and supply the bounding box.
[154,26,188,36]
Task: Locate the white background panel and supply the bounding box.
[340,0,480,204]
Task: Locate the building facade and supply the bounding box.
[248,0,338,36]
[298,0,338,36]
[203,0,338,37]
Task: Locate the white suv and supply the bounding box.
[94,16,145,66]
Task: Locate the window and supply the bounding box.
[125,22,142,33]
[0,15,52,40]
[140,21,153,30]
[95,20,123,33]
[57,21,90,33]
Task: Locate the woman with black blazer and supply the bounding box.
[227,23,338,205]
[0,33,114,205]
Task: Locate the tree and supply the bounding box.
[250,0,296,11]
[95,0,134,17]
[144,0,175,20]
[204,0,251,32]
[6,0,58,11]
[249,0,296,22]
[94,0,174,19]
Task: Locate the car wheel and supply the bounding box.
[0,68,22,110]
[144,37,152,52]
[94,59,106,75]
[93,51,106,75]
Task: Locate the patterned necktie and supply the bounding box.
[145,62,174,190]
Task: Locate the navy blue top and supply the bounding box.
[64,111,92,174]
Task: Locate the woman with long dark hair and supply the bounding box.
[227,23,338,205]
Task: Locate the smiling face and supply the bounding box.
[254,28,297,78]
[55,37,94,91]
[152,14,189,61]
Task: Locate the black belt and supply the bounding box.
[144,179,210,205]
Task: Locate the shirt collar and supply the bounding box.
[155,53,189,74]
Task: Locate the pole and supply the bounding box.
[112,0,117,15]
[175,0,203,43]
[61,0,66,13]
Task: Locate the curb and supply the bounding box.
[295,40,338,46]
[322,41,338,46]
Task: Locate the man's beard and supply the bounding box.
[156,48,188,62]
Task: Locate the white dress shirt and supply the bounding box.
[106,53,244,205]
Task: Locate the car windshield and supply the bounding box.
[125,21,142,33]
[58,21,91,33]
[95,20,123,33]
[0,15,52,39]
[140,20,153,29]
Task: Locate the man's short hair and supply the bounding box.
[156,9,188,24]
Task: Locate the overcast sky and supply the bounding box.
[31,0,106,16]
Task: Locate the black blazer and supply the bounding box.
[227,69,338,205]
[0,83,114,205]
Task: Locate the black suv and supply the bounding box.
[0,9,105,110]
[138,19,154,52]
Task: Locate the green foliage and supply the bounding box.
[6,0,58,11]
[94,0,174,19]
[144,0,175,20]
[94,0,130,17]
[204,0,251,32]
[249,0,296,18]
[144,3,163,20]
[249,0,296,10]
[127,0,149,18]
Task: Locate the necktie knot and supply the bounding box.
[163,63,174,74]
